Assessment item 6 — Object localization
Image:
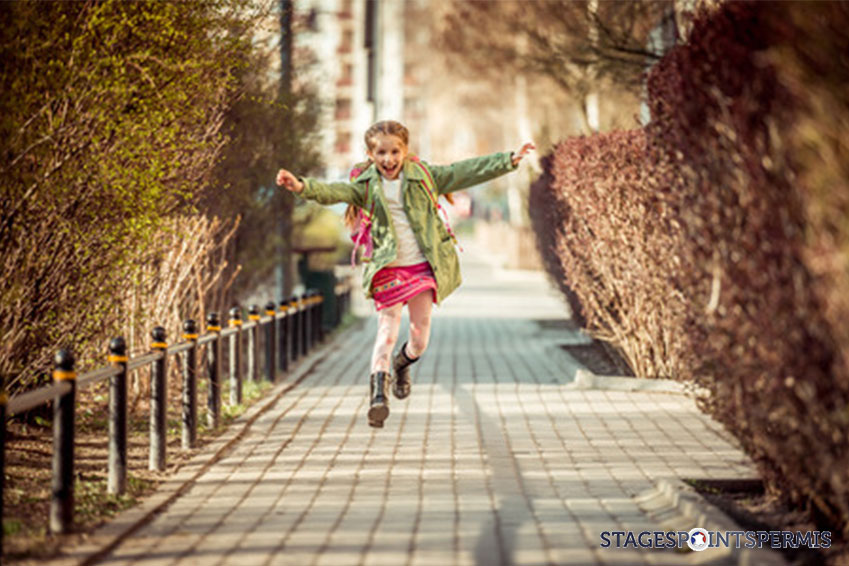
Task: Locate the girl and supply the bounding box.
[277,120,533,428]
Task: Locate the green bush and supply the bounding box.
[0,1,268,392]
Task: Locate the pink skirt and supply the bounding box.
[371,261,437,311]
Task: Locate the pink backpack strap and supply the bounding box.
[410,158,463,252]
[349,165,374,267]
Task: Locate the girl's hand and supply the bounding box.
[511,142,536,166]
[276,168,304,193]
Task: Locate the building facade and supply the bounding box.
[294,0,432,180]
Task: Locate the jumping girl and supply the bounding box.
[277,120,533,427]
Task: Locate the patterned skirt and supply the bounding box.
[371,261,437,311]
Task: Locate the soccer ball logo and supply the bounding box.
[687,528,710,551]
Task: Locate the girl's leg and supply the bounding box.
[371,303,403,373]
[405,290,433,357]
[369,303,403,427]
[391,291,433,400]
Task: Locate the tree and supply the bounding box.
[436,0,672,133]
[204,19,324,301]
[0,0,266,392]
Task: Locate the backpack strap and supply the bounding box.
[349,164,375,266]
[409,158,462,251]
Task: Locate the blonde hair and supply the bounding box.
[345,120,452,232]
[364,120,409,150]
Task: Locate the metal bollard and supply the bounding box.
[289,295,300,363]
[150,326,167,472]
[182,319,198,450]
[264,301,277,382]
[312,291,322,344]
[317,292,325,342]
[228,306,243,406]
[301,293,309,357]
[286,295,301,362]
[50,349,76,534]
[248,305,260,382]
[206,312,221,429]
[304,289,315,352]
[278,300,288,373]
[108,337,128,495]
[310,289,319,348]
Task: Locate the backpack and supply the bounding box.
[348,156,460,267]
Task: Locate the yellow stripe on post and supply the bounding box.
[229,320,243,327]
[248,315,260,321]
[151,342,168,349]
[207,326,222,332]
[53,370,77,381]
[266,310,276,317]
[108,355,129,363]
[183,333,199,340]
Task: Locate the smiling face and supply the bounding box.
[366,133,408,180]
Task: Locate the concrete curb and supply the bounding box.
[41,319,365,566]
[580,367,786,564]
[566,368,691,394]
[635,478,787,565]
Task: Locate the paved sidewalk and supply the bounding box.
[93,245,768,566]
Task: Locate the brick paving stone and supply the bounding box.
[90,245,776,566]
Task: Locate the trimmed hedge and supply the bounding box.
[530,1,849,538]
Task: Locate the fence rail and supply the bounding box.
[0,285,353,557]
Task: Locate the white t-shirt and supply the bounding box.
[382,175,427,266]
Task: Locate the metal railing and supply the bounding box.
[0,286,353,556]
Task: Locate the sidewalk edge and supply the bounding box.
[566,368,689,394]
[635,478,787,565]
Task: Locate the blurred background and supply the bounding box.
[0,0,692,402]
[285,0,682,269]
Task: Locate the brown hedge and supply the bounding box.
[529,1,849,536]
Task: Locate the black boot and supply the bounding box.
[368,371,390,428]
[392,342,418,400]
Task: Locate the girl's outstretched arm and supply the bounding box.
[277,167,365,206]
[276,168,304,193]
[428,141,535,195]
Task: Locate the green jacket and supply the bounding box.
[299,151,518,304]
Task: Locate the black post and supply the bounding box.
[229,306,243,406]
[301,289,312,355]
[108,337,128,495]
[288,295,298,364]
[311,291,319,347]
[317,292,325,341]
[312,291,321,344]
[248,305,260,382]
[301,293,309,357]
[278,300,289,373]
[265,301,277,382]
[206,312,221,430]
[150,327,167,472]
[182,319,198,450]
[50,349,75,534]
